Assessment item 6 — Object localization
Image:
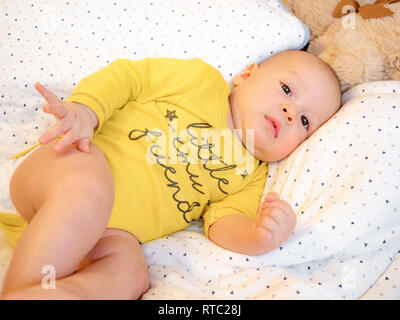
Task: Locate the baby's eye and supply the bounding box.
[301,115,309,129]
[281,83,291,96]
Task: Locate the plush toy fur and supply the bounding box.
[284,0,400,92]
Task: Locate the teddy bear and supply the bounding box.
[283,0,400,93]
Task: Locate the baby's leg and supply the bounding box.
[1,140,148,299]
[3,228,150,299]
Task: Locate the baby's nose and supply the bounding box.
[281,105,294,124]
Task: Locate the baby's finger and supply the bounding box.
[268,209,289,228]
[53,129,76,152]
[34,82,61,105]
[76,138,90,153]
[258,216,279,241]
[262,200,293,216]
[257,207,275,225]
[259,193,280,211]
[263,192,280,202]
[39,121,68,145]
[43,103,68,120]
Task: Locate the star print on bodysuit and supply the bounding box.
[165,109,178,121]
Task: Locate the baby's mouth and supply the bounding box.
[264,115,280,138]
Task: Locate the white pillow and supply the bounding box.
[262,80,400,266]
[0,0,309,159]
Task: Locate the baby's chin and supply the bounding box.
[238,129,292,162]
[253,145,292,163]
[255,153,281,163]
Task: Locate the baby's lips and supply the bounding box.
[264,115,281,137]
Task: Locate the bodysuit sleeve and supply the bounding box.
[202,161,268,238]
[66,57,208,134]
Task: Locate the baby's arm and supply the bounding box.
[208,192,296,256]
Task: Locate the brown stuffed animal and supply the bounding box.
[284,0,400,92]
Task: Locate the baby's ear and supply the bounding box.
[232,63,259,87]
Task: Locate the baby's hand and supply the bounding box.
[35,82,99,153]
[252,192,297,252]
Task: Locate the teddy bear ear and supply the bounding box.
[375,0,399,4]
[332,0,359,18]
[358,4,394,19]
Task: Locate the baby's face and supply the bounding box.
[229,50,341,162]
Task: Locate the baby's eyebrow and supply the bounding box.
[287,70,301,87]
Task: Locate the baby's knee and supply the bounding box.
[85,233,150,298]
[108,238,150,298]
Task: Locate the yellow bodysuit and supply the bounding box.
[0,57,268,247]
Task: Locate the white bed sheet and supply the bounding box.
[141,220,400,300]
[1,219,399,299]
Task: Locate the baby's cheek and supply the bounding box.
[252,128,268,151]
[262,134,297,162]
[252,128,262,144]
[277,135,302,159]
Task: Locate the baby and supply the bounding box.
[0,49,341,299]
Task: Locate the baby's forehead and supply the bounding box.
[268,52,339,90]
[262,51,327,73]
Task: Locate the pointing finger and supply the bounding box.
[34,82,61,104]
[43,103,68,119]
